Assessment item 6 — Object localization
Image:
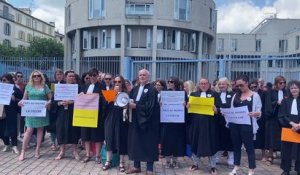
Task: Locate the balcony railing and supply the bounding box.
[126,3,154,16]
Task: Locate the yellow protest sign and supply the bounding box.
[73,93,99,128]
[50,83,55,92]
[188,96,215,116]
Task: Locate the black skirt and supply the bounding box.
[104,105,128,155]
[81,110,105,142]
[265,118,281,150]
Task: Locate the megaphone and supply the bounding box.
[116,92,130,107]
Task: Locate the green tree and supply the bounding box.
[27,37,64,57]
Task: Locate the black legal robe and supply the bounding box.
[80,82,106,142]
[265,89,287,150]
[188,90,221,157]
[127,83,160,162]
[278,97,300,160]
[254,89,267,149]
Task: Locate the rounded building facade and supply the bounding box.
[65,0,216,81]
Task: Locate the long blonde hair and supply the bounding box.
[28,70,45,86]
[214,77,232,93]
[184,80,196,96]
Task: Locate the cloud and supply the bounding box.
[31,0,65,34]
[217,0,300,33]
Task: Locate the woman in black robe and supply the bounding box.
[161,76,186,168]
[188,78,221,174]
[0,74,22,154]
[214,77,234,167]
[278,80,300,175]
[54,70,80,160]
[80,68,106,163]
[102,75,129,172]
[265,75,287,165]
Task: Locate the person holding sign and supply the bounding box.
[54,70,80,160]
[102,75,129,172]
[187,78,220,174]
[80,68,106,164]
[228,75,262,175]
[18,70,52,161]
[214,77,234,167]
[0,74,23,154]
[278,80,300,175]
[126,69,160,175]
[160,77,187,169]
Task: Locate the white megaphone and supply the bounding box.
[116,92,130,107]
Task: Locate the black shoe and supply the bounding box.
[281,172,290,175]
[210,167,217,175]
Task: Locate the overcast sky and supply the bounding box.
[7,0,300,34]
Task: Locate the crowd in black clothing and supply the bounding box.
[0,68,300,175]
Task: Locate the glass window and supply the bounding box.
[231,39,237,51]
[4,23,10,36]
[217,38,224,52]
[3,39,10,46]
[296,36,299,50]
[3,6,9,19]
[174,0,191,21]
[16,14,22,23]
[90,30,98,49]
[26,18,32,27]
[127,28,149,49]
[18,31,25,41]
[255,39,261,52]
[126,3,154,15]
[83,31,89,49]
[27,33,33,42]
[89,0,105,19]
[279,40,287,52]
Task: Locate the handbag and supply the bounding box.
[0,105,6,120]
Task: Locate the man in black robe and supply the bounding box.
[125,69,159,175]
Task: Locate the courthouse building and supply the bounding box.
[64,0,217,81]
[217,17,300,82]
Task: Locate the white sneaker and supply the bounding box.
[2,145,10,152]
[12,146,19,154]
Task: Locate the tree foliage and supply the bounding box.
[0,37,64,57]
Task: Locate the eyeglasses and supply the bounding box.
[89,74,98,77]
[32,75,41,78]
[105,78,112,80]
[17,75,23,78]
[114,80,121,83]
[279,81,286,85]
[168,80,174,84]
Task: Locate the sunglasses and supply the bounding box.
[250,86,257,89]
[89,74,98,77]
[105,78,112,80]
[17,75,23,78]
[85,77,90,80]
[114,80,121,83]
[168,80,174,84]
[236,84,245,88]
[32,75,41,78]
[279,81,286,85]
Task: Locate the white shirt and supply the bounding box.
[87,84,95,94]
[136,85,144,101]
[200,92,206,98]
[291,99,298,115]
[278,90,283,101]
[220,92,226,104]
[106,86,110,90]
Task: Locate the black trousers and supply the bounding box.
[281,159,300,173]
[229,123,256,169]
[1,135,17,146]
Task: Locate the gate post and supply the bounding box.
[122,57,132,80]
[218,59,225,78]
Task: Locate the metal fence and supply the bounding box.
[1,55,300,84]
[0,56,63,81]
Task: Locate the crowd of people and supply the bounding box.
[0,68,299,175]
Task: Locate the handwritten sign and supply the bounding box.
[73,94,99,128]
[54,84,78,101]
[21,100,47,117]
[188,96,215,116]
[160,91,185,123]
[221,106,251,125]
[0,83,14,105]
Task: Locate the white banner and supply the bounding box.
[160,91,185,123]
[221,106,251,125]
[0,83,14,105]
[54,84,78,101]
[21,100,47,117]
